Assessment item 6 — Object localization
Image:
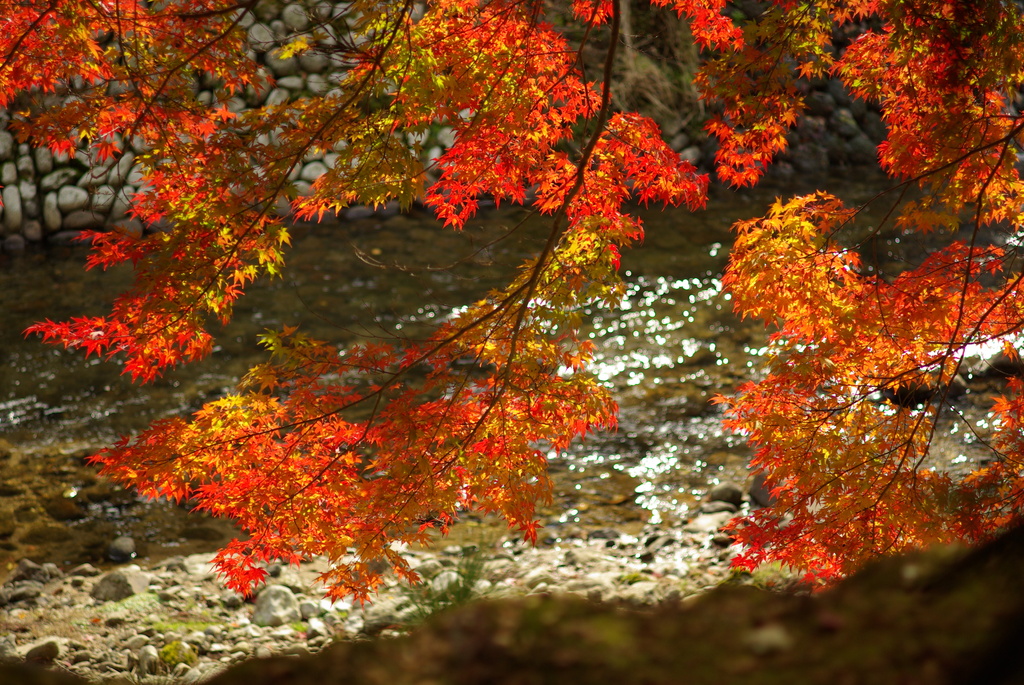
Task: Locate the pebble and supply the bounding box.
[23,637,65,663]
[306,617,328,638]
[298,599,320,619]
[430,569,460,593]
[136,644,161,675]
[252,585,301,627]
[90,569,152,602]
[684,511,734,535]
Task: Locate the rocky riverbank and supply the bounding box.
[0,482,763,684]
[7,519,1024,685]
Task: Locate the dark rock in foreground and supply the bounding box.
[8,525,1024,684]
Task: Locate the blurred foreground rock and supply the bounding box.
[7,525,1024,684]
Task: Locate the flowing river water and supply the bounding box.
[2,170,975,570]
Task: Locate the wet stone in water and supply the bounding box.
[107,535,136,562]
[707,482,744,508]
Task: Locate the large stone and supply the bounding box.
[618,579,665,606]
[0,130,13,160]
[42,192,61,232]
[831,107,862,139]
[861,110,888,143]
[299,161,328,182]
[20,637,67,664]
[23,220,43,242]
[16,154,34,180]
[247,23,275,52]
[276,75,305,90]
[40,167,79,191]
[89,569,152,602]
[107,151,135,187]
[360,595,413,635]
[683,511,733,535]
[110,187,134,221]
[6,558,54,584]
[76,165,109,188]
[48,230,88,246]
[4,581,42,603]
[749,471,776,508]
[299,51,330,73]
[182,552,218,579]
[265,87,291,107]
[847,134,878,166]
[2,184,22,233]
[265,53,299,77]
[61,210,105,230]
[126,163,145,186]
[57,185,89,213]
[18,179,36,206]
[1,161,16,185]
[707,482,744,508]
[33,147,53,175]
[137,644,163,676]
[306,73,329,95]
[91,185,116,214]
[281,4,310,31]
[805,90,837,116]
[2,234,25,252]
[252,585,301,627]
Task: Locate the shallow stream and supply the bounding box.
[1,171,951,569]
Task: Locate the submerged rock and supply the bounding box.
[106,535,136,563]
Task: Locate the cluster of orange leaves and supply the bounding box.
[4,0,1024,595]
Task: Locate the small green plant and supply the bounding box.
[158,640,198,667]
[96,592,161,614]
[149,620,214,633]
[617,572,647,586]
[725,562,804,592]
[401,549,492,623]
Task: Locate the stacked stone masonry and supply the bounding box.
[0,1,894,254]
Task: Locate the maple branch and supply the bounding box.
[175,0,259,20]
[0,0,58,79]
[500,0,622,371]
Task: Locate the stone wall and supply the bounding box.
[0,3,888,255]
[0,1,365,254]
